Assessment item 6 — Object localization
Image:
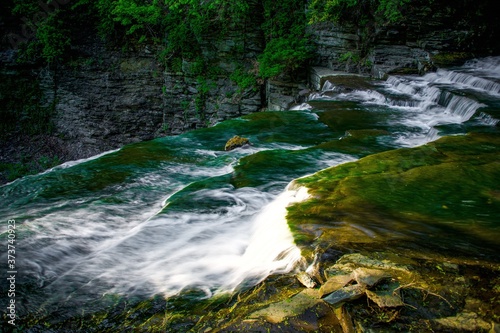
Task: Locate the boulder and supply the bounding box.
[224,135,250,151]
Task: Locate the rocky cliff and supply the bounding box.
[309,0,500,80]
[1,0,499,182]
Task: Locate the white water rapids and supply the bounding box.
[1,56,499,319]
[309,56,500,146]
[17,183,310,304]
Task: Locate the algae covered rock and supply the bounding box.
[319,253,408,308]
[319,274,353,297]
[249,289,321,324]
[287,132,500,252]
[224,135,250,151]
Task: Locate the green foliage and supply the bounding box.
[180,100,190,111]
[377,0,411,23]
[10,0,312,80]
[111,0,162,37]
[36,14,71,63]
[195,76,212,114]
[339,51,360,63]
[73,0,118,39]
[261,0,307,39]
[161,0,249,59]
[258,0,313,79]
[308,0,411,25]
[258,36,313,79]
[230,67,258,92]
[12,0,70,63]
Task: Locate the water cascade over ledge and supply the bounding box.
[1,56,499,326]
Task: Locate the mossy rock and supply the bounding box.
[288,132,500,255]
[224,135,250,151]
[431,52,474,68]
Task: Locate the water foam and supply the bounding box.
[18,183,306,306]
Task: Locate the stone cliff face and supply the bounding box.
[37,36,263,158]
[1,0,499,169]
[309,0,500,80]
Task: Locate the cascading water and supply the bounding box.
[309,57,499,146]
[1,56,499,324]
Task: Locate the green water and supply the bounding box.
[1,57,500,330]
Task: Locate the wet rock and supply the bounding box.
[309,67,370,91]
[332,253,411,274]
[434,312,492,331]
[353,267,391,287]
[319,274,353,297]
[323,284,366,306]
[288,301,343,333]
[366,285,404,308]
[297,271,316,288]
[306,250,325,284]
[333,305,356,333]
[322,253,414,290]
[224,135,250,151]
[249,289,321,324]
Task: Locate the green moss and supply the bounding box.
[224,135,250,151]
[431,52,474,67]
[288,132,500,254]
[0,155,61,182]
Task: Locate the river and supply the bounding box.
[1,56,499,326]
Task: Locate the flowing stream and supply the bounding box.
[1,57,499,321]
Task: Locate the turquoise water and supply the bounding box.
[1,57,499,324]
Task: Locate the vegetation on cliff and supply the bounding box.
[6,0,312,81]
[5,0,499,82]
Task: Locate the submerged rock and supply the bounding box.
[224,135,250,151]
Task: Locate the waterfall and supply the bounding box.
[427,69,500,96]
[225,184,308,290]
[442,93,485,121]
[386,76,417,95]
[2,56,499,325]
[301,57,499,147]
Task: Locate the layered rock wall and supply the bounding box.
[33,32,264,157]
[309,1,499,79]
[2,0,499,163]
